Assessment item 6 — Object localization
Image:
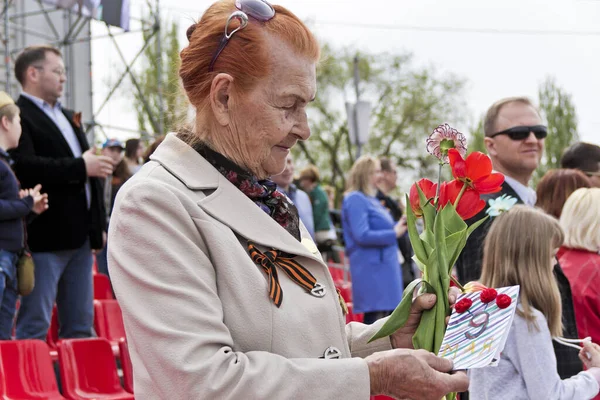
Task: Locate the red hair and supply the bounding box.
[535,168,592,218]
[180,0,320,134]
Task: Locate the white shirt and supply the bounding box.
[503,175,537,206]
[21,92,91,208]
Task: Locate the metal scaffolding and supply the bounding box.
[1,0,165,142]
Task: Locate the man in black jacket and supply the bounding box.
[10,45,113,340]
[456,96,582,383]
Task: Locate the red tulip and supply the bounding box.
[438,180,485,220]
[455,297,473,314]
[409,179,437,218]
[496,294,512,309]
[448,149,504,195]
[480,288,498,304]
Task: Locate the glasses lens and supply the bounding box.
[236,0,275,21]
[505,126,547,140]
[506,127,530,141]
[531,126,547,139]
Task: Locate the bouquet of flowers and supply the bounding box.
[369,123,505,358]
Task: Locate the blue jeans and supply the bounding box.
[0,250,19,340]
[16,240,94,340]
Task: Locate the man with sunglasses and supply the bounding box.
[561,142,600,187]
[456,97,585,390]
[457,96,545,282]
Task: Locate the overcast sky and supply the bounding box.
[92,0,600,145]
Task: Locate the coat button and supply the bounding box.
[322,347,341,359]
[310,282,326,297]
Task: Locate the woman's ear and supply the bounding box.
[209,73,234,126]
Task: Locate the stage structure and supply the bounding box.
[1,0,165,143]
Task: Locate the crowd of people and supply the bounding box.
[1,0,600,398]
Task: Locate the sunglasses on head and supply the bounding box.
[490,125,548,141]
[208,0,276,72]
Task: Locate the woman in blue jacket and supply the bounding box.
[342,155,406,324]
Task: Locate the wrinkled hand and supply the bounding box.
[580,341,600,369]
[366,348,469,399]
[390,286,462,349]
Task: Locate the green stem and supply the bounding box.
[453,182,468,208]
[434,162,443,207]
[450,275,465,291]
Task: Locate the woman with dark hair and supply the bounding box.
[107,1,468,398]
[536,168,593,379]
[124,138,144,174]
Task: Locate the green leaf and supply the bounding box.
[434,287,449,354]
[422,202,437,233]
[368,279,423,343]
[412,255,426,272]
[439,202,467,235]
[416,184,437,232]
[466,215,489,239]
[412,307,436,351]
[405,195,428,265]
[434,211,449,285]
[445,231,467,275]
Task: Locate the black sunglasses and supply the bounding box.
[490,125,548,141]
[208,0,276,72]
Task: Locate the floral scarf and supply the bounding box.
[194,143,301,241]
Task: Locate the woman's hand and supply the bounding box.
[394,216,407,238]
[580,341,600,369]
[366,348,469,399]
[390,286,461,349]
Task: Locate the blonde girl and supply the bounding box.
[469,205,600,399]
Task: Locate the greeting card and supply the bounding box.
[437,285,520,370]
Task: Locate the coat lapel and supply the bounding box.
[150,134,323,263]
[500,181,523,204]
[17,95,75,156]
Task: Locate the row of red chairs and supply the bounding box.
[0,338,133,399]
[46,299,126,356]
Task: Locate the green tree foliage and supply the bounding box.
[468,116,486,154]
[133,19,188,138]
[295,45,468,204]
[536,76,579,182]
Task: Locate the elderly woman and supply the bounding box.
[108,1,468,399]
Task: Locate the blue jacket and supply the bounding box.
[341,191,403,313]
[0,148,33,252]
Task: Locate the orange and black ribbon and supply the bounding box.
[248,242,317,307]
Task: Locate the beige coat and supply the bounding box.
[108,134,393,399]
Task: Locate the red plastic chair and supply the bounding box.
[328,263,345,283]
[94,300,126,344]
[345,303,364,324]
[0,340,66,399]
[58,338,134,400]
[94,273,115,300]
[92,254,99,275]
[45,304,60,360]
[118,340,134,394]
